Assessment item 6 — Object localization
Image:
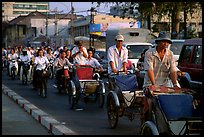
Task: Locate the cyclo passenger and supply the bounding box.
[33,49,49,92]
[54,50,73,93]
[19,48,30,81]
[85,48,104,75]
[142,32,180,134]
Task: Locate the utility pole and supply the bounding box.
[89,7,96,48]
[50,7,63,36]
[71,2,74,44]
[46,5,48,37]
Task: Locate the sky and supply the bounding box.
[49,2,112,16]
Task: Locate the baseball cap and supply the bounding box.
[115,34,124,41]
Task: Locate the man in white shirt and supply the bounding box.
[107,34,128,74]
[107,34,129,91]
[71,40,88,65]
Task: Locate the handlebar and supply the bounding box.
[143,86,196,97]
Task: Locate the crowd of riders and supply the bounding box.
[2,40,104,97]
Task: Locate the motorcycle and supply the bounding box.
[21,61,30,85]
[57,65,72,94]
[10,59,18,80]
[48,58,55,79]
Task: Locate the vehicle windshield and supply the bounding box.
[126,45,150,59]
[170,42,184,55]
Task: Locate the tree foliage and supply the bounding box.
[95,2,201,38]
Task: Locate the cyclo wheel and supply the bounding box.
[107,92,118,129]
[68,80,77,109]
[140,121,159,135]
[97,82,105,108]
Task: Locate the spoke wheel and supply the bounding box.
[97,83,105,108]
[107,93,118,129]
[140,121,159,135]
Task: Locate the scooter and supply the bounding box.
[10,59,18,80]
[48,58,55,79]
[57,65,72,94]
[22,61,30,85]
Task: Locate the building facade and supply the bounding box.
[2,2,49,21]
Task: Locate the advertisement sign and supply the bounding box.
[89,24,101,32]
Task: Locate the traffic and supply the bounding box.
[2,33,203,135]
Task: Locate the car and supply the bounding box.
[124,42,153,69]
[168,39,185,65]
[177,38,202,94]
[152,39,185,66]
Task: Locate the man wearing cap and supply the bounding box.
[142,32,179,133]
[143,31,178,89]
[107,34,128,74]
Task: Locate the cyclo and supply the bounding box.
[106,71,144,129]
[68,65,105,109]
[140,86,203,135]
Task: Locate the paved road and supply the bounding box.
[2,68,143,135]
[2,92,52,135]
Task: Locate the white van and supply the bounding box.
[168,39,185,65]
[124,42,153,67]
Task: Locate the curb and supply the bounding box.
[2,84,77,135]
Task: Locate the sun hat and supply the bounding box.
[155,31,172,44]
[115,34,124,41]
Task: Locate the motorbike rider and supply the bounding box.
[33,48,49,92]
[7,48,18,77]
[54,50,73,92]
[19,48,31,81]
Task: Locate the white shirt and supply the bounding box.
[71,46,88,65]
[34,56,49,70]
[143,47,177,87]
[20,54,30,62]
[8,53,18,60]
[107,45,128,74]
[85,57,101,69]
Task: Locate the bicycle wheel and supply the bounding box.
[107,93,119,129]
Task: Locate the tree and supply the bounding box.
[95,2,201,38]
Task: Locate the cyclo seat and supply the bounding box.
[75,65,94,80]
[113,74,138,92]
[157,94,194,120]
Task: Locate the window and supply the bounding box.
[193,45,202,64]
[180,45,193,63]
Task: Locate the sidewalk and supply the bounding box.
[2,92,52,135]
